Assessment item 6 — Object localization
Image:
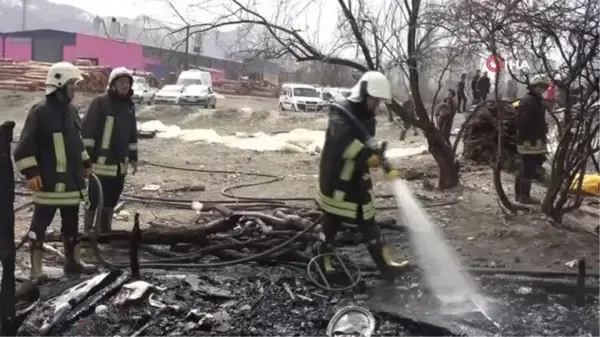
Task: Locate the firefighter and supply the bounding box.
[14,62,96,280]
[81,67,138,233]
[0,121,16,334]
[515,75,550,204]
[316,71,409,283]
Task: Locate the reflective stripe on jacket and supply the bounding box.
[315,99,377,220]
[14,97,90,206]
[81,93,138,177]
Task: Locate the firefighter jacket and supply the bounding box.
[14,97,91,206]
[517,91,548,155]
[316,99,377,221]
[0,121,15,211]
[81,92,138,178]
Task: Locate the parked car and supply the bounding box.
[279,83,325,112]
[179,84,217,108]
[153,85,184,105]
[131,83,155,104]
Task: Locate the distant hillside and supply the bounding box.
[0,0,246,60]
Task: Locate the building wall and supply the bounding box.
[63,34,147,69]
[0,30,279,82]
[142,46,243,80]
[3,37,32,60]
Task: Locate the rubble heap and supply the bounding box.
[461,100,519,167]
[0,59,111,93]
[11,201,597,336]
[213,78,278,98]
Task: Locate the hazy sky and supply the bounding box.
[46,0,339,40]
[46,0,182,19]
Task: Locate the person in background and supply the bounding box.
[14,62,96,280]
[477,71,492,101]
[545,80,557,113]
[470,70,481,105]
[507,77,519,101]
[514,75,550,204]
[457,73,467,113]
[81,67,139,234]
[401,92,420,139]
[316,71,408,283]
[435,89,458,143]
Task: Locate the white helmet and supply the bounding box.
[44,62,84,95]
[347,71,392,103]
[108,67,134,88]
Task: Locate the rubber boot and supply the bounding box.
[83,209,96,233]
[100,207,114,233]
[29,240,46,281]
[317,242,336,274]
[518,179,540,204]
[63,237,97,276]
[367,242,410,283]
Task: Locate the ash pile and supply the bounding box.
[14,207,424,336]
[11,206,600,336]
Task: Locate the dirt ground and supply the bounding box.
[2,89,598,276]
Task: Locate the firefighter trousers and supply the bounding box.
[321,208,381,244]
[519,154,545,181]
[29,205,79,241]
[0,211,15,327]
[88,176,125,210]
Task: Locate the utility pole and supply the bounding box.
[21,0,27,31]
[184,26,190,71]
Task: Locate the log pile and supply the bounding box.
[461,100,519,166]
[0,59,111,93]
[213,78,278,98]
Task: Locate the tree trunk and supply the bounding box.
[425,129,460,189]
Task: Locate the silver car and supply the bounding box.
[178,84,217,108]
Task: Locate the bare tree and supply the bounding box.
[446,0,599,221]
[166,0,483,188]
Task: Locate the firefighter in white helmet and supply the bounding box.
[514,74,550,204]
[315,71,409,283]
[14,62,96,280]
[81,67,139,233]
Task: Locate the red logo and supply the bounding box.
[486,56,504,72]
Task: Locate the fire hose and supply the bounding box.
[88,173,325,270]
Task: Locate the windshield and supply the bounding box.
[293,88,319,97]
[177,78,206,86]
[161,86,181,92]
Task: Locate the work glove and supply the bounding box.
[130,161,138,175]
[385,169,400,181]
[84,168,93,178]
[367,154,381,168]
[27,176,43,192]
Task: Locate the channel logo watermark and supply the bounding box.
[486,56,531,72]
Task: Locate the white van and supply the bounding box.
[176,69,213,88]
[279,83,325,112]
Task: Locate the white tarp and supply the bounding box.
[138,120,428,158]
